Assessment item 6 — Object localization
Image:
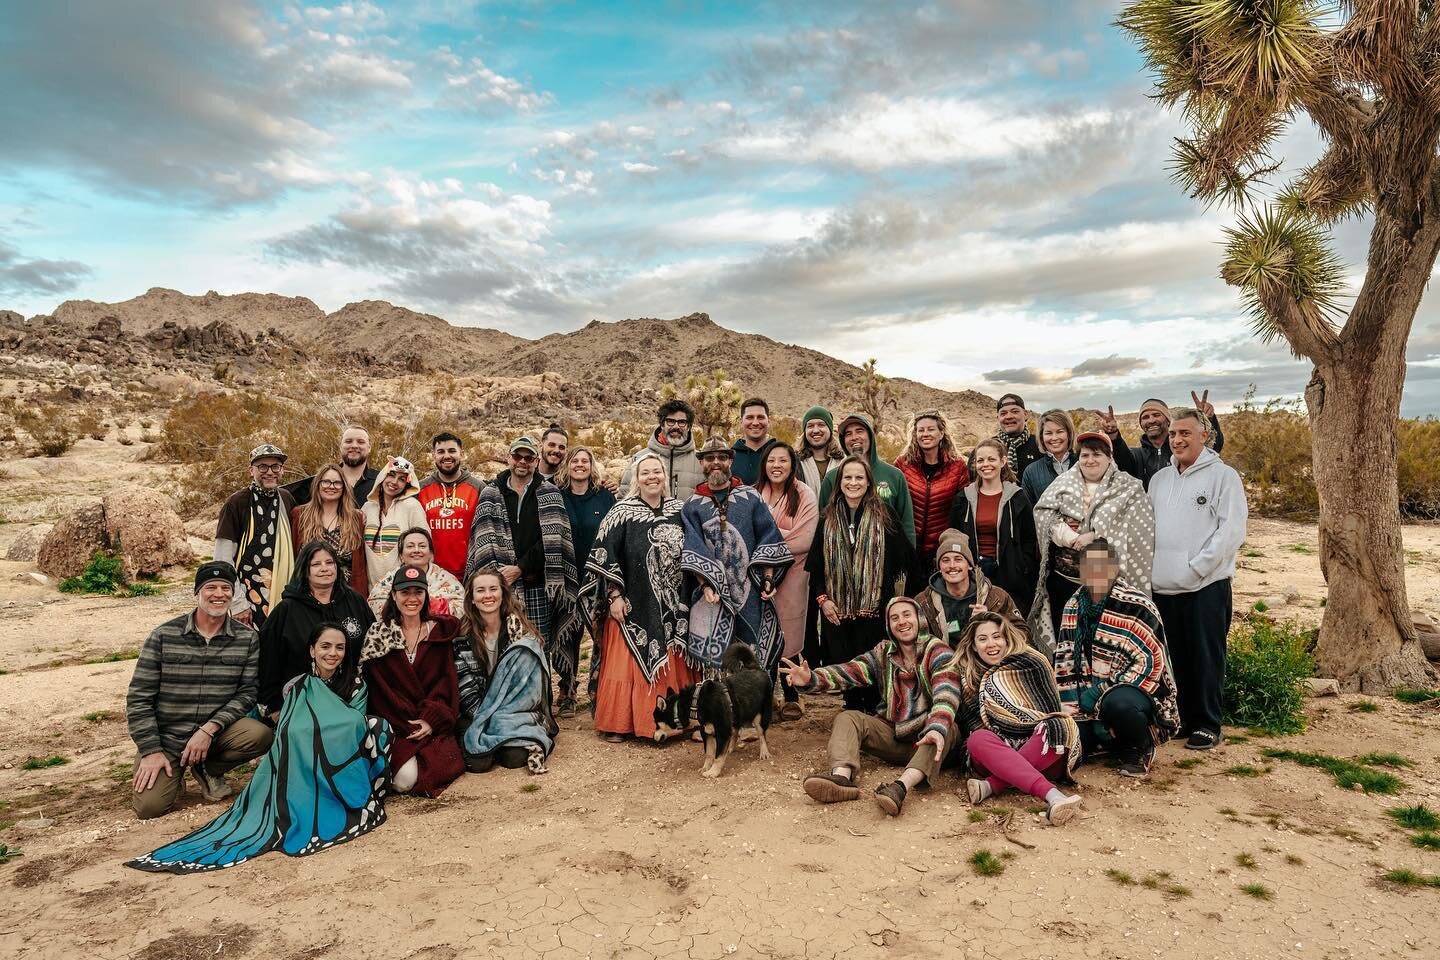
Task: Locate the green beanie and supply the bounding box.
[802,406,834,434]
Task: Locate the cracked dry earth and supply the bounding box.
[3,504,1440,957]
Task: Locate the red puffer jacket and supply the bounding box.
[894,454,970,565]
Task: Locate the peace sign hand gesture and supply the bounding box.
[1190,390,1215,418]
[1092,405,1119,436]
[779,655,813,688]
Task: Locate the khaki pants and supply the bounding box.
[827,710,955,784]
[132,717,273,820]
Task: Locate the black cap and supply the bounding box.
[996,393,1025,411]
[390,563,430,593]
[194,560,236,593]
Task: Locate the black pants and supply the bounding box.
[464,745,530,773]
[1154,579,1232,736]
[1077,684,1157,763]
[1045,571,1078,640]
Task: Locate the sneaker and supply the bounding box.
[1117,760,1148,779]
[875,780,907,817]
[1186,729,1222,750]
[195,766,233,802]
[556,697,577,718]
[803,770,861,804]
[1046,794,1083,826]
[965,778,992,805]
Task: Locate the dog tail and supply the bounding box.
[721,642,760,673]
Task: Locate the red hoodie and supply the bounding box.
[417,470,485,580]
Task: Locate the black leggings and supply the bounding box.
[1077,684,1157,763]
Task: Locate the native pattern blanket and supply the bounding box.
[680,486,794,670]
[462,633,559,761]
[581,498,689,684]
[125,675,390,874]
[975,649,1082,775]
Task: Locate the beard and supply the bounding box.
[707,467,730,486]
[341,452,367,468]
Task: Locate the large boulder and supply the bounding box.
[5,523,54,562]
[36,488,193,580]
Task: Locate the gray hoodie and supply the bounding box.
[620,428,706,496]
[1148,446,1247,595]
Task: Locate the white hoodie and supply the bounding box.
[1148,446,1247,595]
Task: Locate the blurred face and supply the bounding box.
[310,628,346,679]
[839,462,868,502]
[541,432,568,470]
[887,602,920,643]
[1140,408,1170,440]
[764,447,794,485]
[997,403,1025,435]
[568,450,592,483]
[433,440,463,477]
[974,622,1008,666]
[316,468,345,504]
[340,428,370,468]
[637,458,667,498]
[1077,445,1111,482]
[804,418,831,450]
[1041,421,1070,456]
[250,457,283,490]
[938,550,971,584]
[1080,548,1120,595]
[471,573,504,616]
[383,471,407,497]
[661,411,691,444]
[741,404,769,441]
[914,417,943,452]
[842,423,869,455]
[197,581,233,616]
[307,550,338,591]
[400,533,432,566]
[1169,415,1205,468]
[973,447,1002,482]
[510,448,536,481]
[701,452,732,486]
[395,585,427,617]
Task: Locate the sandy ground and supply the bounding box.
[3,444,1440,960]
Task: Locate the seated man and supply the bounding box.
[1053,538,1181,778]
[126,561,275,819]
[781,596,960,817]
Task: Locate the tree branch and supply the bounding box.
[1253,288,1341,363]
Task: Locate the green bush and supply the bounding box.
[1223,616,1314,735]
[57,547,155,598]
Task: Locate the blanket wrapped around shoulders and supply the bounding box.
[976,649,1081,776]
[462,632,559,760]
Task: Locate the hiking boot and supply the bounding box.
[195,766,232,802]
[1046,794,1083,826]
[556,697,577,718]
[1185,729,1222,751]
[875,780,907,817]
[803,770,860,803]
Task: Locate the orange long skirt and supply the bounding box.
[593,618,697,739]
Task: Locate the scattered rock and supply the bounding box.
[1279,585,1301,604]
[1412,612,1440,661]
[1303,678,1341,698]
[4,523,53,562]
[36,503,107,579]
[35,488,192,579]
[12,571,49,587]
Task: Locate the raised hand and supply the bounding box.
[1190,390,1214,418]
[779,655,812,687]
[1093,405,1119,435]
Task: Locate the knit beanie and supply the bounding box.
[802,406,834,434]
[883,596,924,640]
[1139,398,1171,420]
[194,560,236,593]
[934,528,974,566]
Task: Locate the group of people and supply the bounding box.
[124,388,1246,872]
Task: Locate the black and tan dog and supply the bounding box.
[697,642,773,778]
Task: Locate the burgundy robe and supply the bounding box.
[364,615,463,797]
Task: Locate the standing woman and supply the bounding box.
[362,457,427,586]
[1030,432,1155,655]
[1020,410,1076,507]
[454,569,558,773]
[558,446,617,570]
[894,410,970,573]
[291,463,368,597]
[948,438,1039,617]
[755,441,819,720]
[360,564,463,797]
[798,406,842,494]
[806,455,914,714]
[582,449,695,742]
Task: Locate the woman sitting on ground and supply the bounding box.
[291,463,368,596]
[258,540,374,718]
[454,568,558,774]
[1052,538,1180,779]
[948,438,1039,616]
[957,612,1083,826]
[362,456,428,586]
[914,529,1027,648]
[367,526,466,619]
[361,564,463,797]
[127,622,391,873]
[754,441,818,721]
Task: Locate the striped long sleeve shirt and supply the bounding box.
[809,634,961,742]
[125,612,261,757]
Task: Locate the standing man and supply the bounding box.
[798,405,841,493]
[538,423,569,483]
[989,393,1043,480]
[682,438,794,671]
[818,413,916,546]
[622,399,706,494]
[1149,407,1247,750]
[418,431,484,582]
[466,436,582,713]
[287,426,378,507]
[1108,391,1226,489]
[730,398,773,486]
[215,443,296,627]
[126,561,275,819]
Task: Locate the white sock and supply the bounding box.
[1044,787,1067,806]
[831,765,852,779]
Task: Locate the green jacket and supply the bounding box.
[818,412,916,546]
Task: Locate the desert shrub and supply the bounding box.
[1220,394,1318,517]
[1223,616,1314,735]
[15,403,82,457]
[1397,417,1440,519]
[58,549,129,595]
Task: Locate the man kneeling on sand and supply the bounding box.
[781,597,961,817]
[126,561,274,819]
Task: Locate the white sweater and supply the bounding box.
[1148,447,1247,595]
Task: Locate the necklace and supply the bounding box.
[438,480,458,517]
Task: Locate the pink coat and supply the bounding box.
[759,482,818,658]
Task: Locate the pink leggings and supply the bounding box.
[966,729,1067,800]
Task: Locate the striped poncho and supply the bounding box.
[974,649,1081,776]
[808,633,960,742]
[1053,580,1180,741]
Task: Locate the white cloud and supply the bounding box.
[659,207,831,245]
[622,161,659,175]
[443,58,552,113]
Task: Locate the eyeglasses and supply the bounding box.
[662,418,690,428]
[511,451,537,463]
[318,479,345,488]
[253,463,283,473]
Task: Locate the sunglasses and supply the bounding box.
[511,451,537,462]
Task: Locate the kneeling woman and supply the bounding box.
[126,623,391,873]
[454,568,559,773]
[957,613,1083,826]
[361,564,464,797]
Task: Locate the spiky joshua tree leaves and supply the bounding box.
[1119,0,1440,691]
[848,358,901,433]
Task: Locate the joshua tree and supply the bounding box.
[660,370,744,439]
[1119,0,1440,690]
[848,358,901,433]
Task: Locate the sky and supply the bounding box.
[2,0,1439,415]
